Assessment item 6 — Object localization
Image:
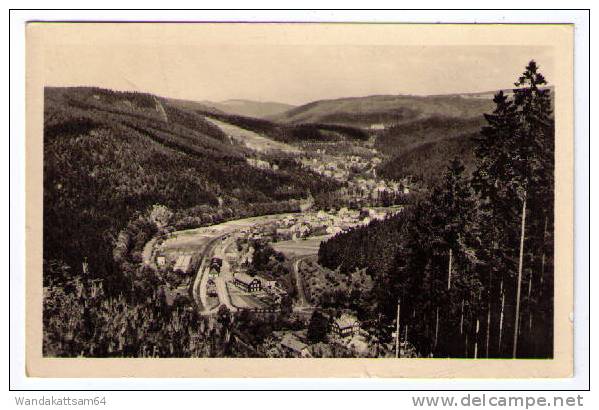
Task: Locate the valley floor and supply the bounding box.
[145,206,402,357]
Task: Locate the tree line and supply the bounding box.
[318,61,554,358]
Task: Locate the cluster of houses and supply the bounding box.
[297,154,374,182]
[275,222,312,240]
[224,242,289,305]
[273,312,365,357]
[286,209,360,235]
[235,206,401,245]
[346,177,409,201]
[278,207,400,238]
[246,157,279,171]
[296,150,410,204]
[295,145,397,194]
[201,246,289,308]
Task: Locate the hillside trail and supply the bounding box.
[154,97,169,123]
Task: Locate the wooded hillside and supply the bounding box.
[44,87,339,285]
[319,61,555,358]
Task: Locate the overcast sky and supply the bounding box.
[43,43,554,106]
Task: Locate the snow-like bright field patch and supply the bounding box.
[204,117,299,153]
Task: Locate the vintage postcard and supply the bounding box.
[25,22,574,377]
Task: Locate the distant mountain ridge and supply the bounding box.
[199,99,296,119]
[269,93,495,128]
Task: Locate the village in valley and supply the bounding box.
[126,112,409,355]
[133,112,420,358]
[145,197,406,357]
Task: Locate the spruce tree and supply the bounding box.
[472,60,554,358]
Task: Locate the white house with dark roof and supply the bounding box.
[331,313,360,338]
[233,272,262,293]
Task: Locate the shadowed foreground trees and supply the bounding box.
[319,61,554,358]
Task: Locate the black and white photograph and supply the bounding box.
[22,22,577,378]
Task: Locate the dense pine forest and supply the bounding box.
[319,61,554,358]
[44,87,340,284]
[42,87,339,356]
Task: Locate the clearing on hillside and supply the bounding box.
[203,116,300,154]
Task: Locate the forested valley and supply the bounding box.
[42,87,338,356]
